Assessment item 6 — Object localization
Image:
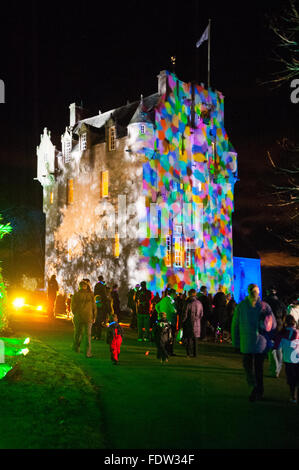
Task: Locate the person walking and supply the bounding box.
[155,289,177,355]
[182,289,203,358]
[153,312,173,364]
[213,285,227,342]
[71,280,97,358]
[112,285,121,320]
[175,292,185,330]
[105,287,114,324]
[197,286,212,341]
[286,295,299,327]
[92,295,105,340]
[224,293,237,342]
[106,314,124,365]
[136,281,153,342]
[273,315,299,403]
[231,283,277,402]
[264,286,286,330]
[264,286,286,378]
[94,275,106,297]
[128,285,139,329]
[93,276,109,325]
[47,274,59,319]
[83,278,92,293]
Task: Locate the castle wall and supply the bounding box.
[40,71,238,305]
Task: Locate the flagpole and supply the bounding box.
[208,18,211,89]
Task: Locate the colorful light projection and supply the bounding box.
[41,71,237,301]
[136,71,237,294]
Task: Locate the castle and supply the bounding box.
[36,70,238,305]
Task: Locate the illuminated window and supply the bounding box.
[114,233,120,258]
[165,235,172,267]
[67,179,74,204]
[185,238,192,268]
[174,225,183,268]
[101,170,109,198]
[174,238,183,268]
[64,139,71,163]
[108,126,116,151]
[80,132,87,151]
[50,191,53,204]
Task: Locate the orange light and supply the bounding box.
[13,298,25,308]
[101,170,109,197]
[114,233,120,258]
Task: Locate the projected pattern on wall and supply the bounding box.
[37,71,237,303]
[136,71,237,295]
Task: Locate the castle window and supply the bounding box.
[50,191,54,204]
[185,238,192,268]
[173,225,183,268]
[67,179,74,204]
[101,170,109,198]
[108,126,116,151]
[114,233,120,258]
[140,124,145,135]
[80,132,87,151]
[165,235,172,267]
[64,138,71,163]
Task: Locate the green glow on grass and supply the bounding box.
[0,363,13,380]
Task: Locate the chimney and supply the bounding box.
[157,70,167,96]
[69,103,77,127]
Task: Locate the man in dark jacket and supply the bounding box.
[182,289,203,358]
[264,287,286,329]
[231,283,277,401]
[197,286,211,341]
[47,274,59,319]
[136,281,153,342]
[264,286,286,378]
[112,285,121,319]
[93,275,108,328]
[153,312,173,364]
[213,285,227,340]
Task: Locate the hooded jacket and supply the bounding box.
[273,327,299,363]
[182,296,203,338]
[155,295,177,325]
[71,290,97,323]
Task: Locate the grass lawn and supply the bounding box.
[0,336,106,449]
[2,315,299,449]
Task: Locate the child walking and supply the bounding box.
[153,312,173,364]
[273,315,299,403]
[106,314,123,365]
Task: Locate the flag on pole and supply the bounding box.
[196,24,209,48]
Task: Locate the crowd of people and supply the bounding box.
[47,275,299,402]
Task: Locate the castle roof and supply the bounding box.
[73,93,159,137]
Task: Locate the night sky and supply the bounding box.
[0,0,298,291]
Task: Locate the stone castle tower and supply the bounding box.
[37,71,237,305]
